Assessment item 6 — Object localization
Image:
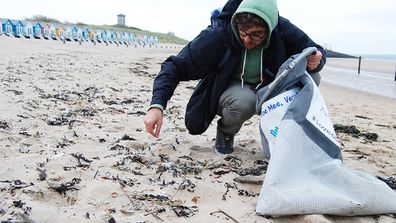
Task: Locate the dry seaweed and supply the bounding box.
[48,178,81,195]
[0,180,34,193]
[0,121,11,130]
[171,205,198,217]
[71,153,93,168]
[334,124,378,141]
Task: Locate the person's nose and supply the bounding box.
[242,35,252,43]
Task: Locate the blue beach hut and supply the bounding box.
[106,30,114,44]
[82,27,90,42]
[128,32,137,46]
[1,19,14,36]
[101,30,108,43]
[71,26,83,41]
[33,22,43,39]
[12,20,24,38]
[110,31,118,44]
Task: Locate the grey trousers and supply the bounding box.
[217,81,256,135]
[217,73,320,135]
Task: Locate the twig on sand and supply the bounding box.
[233,176,264,185]
[144,208,165,221]
[210,209,239,223]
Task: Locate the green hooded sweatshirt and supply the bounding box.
[231,0,279,86]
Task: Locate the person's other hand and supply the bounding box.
[144,108,163,138]
[307,50,323,71]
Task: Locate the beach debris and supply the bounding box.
[6,89,23,95]
[102,174,136,188]
[233,176,264,185]
[0,180,34,194]
[355,115,371,120]
[157,156,203,178]
[36,162,47,181]
[71,153,93,168]
[12,200,32,215]
[46,115,74,126]
[213,168,232,175]
[143,208,165,221]
[343,148,371,160]
[210,209,239,223]
[376,176,396,190]
[48,178,81,195]
[191,196,200,204]
[56,136,75,148]
[0,121,11,130]
[238,189,259,197]
[334,124,378,141]
[130,193,172,205]
[177,179,196,193]
[171,205,198,217]
[223,182,238,200]
[115,134,136,143]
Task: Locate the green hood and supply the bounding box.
[231,0,279,49]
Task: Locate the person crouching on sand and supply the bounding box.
[144,0,325,154]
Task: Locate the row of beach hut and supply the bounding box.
[0,18,159,46]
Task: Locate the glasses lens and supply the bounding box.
[239,30,265,41]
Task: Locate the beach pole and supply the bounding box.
[357,56,361,74]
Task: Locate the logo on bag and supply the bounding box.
[270,127,279,137]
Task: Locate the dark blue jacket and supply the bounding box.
[150,1,326,134]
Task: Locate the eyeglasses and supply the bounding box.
[238,29,266,41]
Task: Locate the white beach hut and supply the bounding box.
[42,23,51,39]
[95,29,103,43]
[121,32,129,45]
[22,21,34,38]
[63,26,73,41]
[0,19,3,35]
[50,24,57,40]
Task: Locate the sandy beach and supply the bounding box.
[1,36,395,223]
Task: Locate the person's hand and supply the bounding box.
[144,108,163,138]
[307,50,323,71]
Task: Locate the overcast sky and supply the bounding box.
[1,0,396,55]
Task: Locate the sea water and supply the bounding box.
[321,66,396,99]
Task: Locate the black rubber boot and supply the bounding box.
[215,128,234,155]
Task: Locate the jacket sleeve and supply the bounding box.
[277,17,326,73]
[150,24,227,110]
